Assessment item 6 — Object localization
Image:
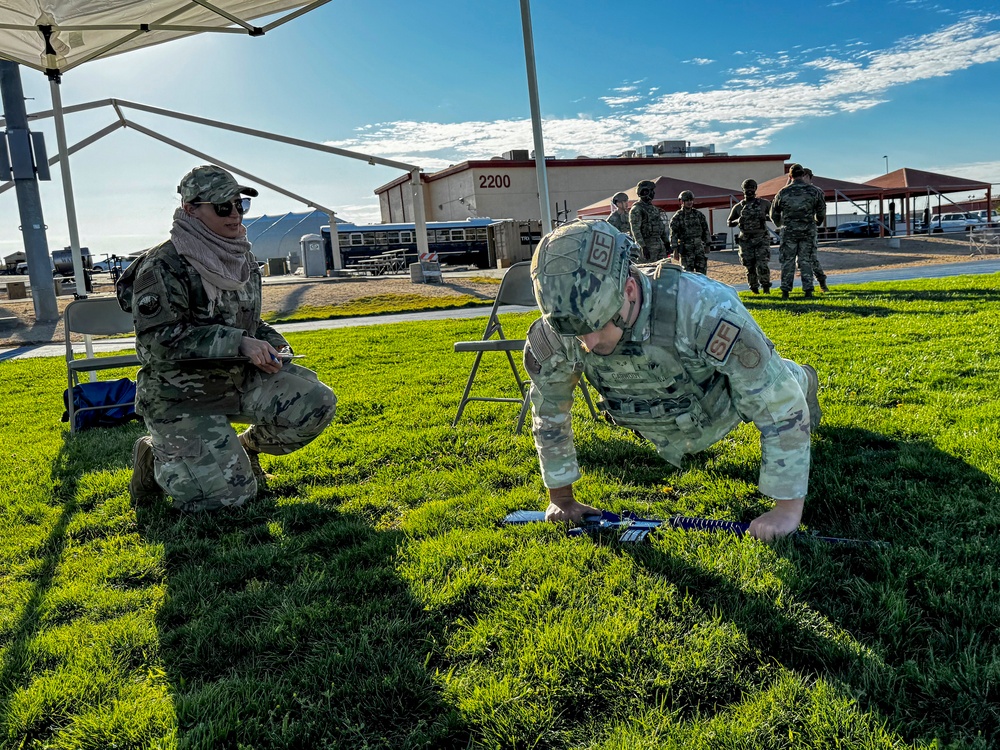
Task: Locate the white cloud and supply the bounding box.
[600,95,643,107]
[685,57,715,65]
[328,15,1000,166]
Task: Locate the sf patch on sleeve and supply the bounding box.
[704,318,741,364]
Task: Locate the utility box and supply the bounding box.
[489,220,541,268]
[266,257,289,276]
[6,281,26,299]
[299,234,325,278]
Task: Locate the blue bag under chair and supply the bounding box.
[62,377,139,432]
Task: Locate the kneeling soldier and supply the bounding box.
[118,165,337,512]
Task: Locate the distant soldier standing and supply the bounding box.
[669,190,710,274]
[770,163,826,299]
[802,168,830,293]
[727,179,772,294]
[629,180,669,262]
[607,192,631,235]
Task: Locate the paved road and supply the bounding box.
[4,258,1000,362]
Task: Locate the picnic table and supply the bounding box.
[352,249,409,276]
[970,226,1000,256]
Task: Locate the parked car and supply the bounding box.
[974,209,999,223]
[92,256,136,273]
[925,213,983,233]
[835,221,876,237]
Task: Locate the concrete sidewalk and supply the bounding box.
[4,258,1000,362]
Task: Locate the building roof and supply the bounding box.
[864,168,990,194]
[756,174,883,200]
[577,175,742,216]
[375,153,791,193]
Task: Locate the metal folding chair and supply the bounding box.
[452,261,598,433]
[64,296,141,433]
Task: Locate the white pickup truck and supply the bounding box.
[924,213,983,233]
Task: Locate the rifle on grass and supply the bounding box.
[502,510,888,547]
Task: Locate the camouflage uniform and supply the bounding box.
[629,200,669,262]
[770,180,826,295]
[727,197,772,292]
[805,183,829,290]
[607,208,631,235]
[118,238,336,512]
[669,207,710,274]
[524,263,812,499]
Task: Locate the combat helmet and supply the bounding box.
[531,219,635,336]
[678,190,694,202]
[741,178,757,192]
[636,180,656,198]
[612,191,629,206]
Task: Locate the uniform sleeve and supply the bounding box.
[727,204,741,226]
[770,194,783,228]
[814,191,827,225]
[629,205,646,249]
[699,213,710,243]
[679,284,811,499]
[133,259,245,362]
[523,318,584,489]
[256,321,290,351]
[669,213,681,249]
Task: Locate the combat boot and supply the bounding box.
[762,284,771,294]
[819,278,830,293]
[804,289,814,299]
[129,436,164,504]
[750,286,760,294]
[239,431,275,490]
[781,290,789,299]
[801,364,822,431]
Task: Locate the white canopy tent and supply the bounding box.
[0,1,329,76]
[0,1,429,326]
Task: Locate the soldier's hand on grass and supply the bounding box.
[240,335,283,374]
[545,485,601,524]
[747,498,804,542]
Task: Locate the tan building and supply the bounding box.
[374,149,791,228]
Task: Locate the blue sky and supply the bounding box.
[2,0,999,258]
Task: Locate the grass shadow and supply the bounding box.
[1,427,470,750]
[134,492,471,750]
[581,423,1000,745]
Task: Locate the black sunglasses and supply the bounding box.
[193,197,251,217]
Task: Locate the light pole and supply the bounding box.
[883,155,889,174]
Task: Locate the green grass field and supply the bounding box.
[2,274,999,749]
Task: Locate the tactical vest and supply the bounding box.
[583,263,733,438]
[738,199,767,235]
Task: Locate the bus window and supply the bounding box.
[400,231,413,243]
[434,229,451,243]
[450,229,465,241]
[339,234,351,247]
[387,231,400,244]
[362,232,375,245]
[350,233,364,246]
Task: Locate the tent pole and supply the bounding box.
[49,75,87,298]
[519,0,552,232]
[0,60,58,322]
[410,169,430,260]
[327,212,342,271]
